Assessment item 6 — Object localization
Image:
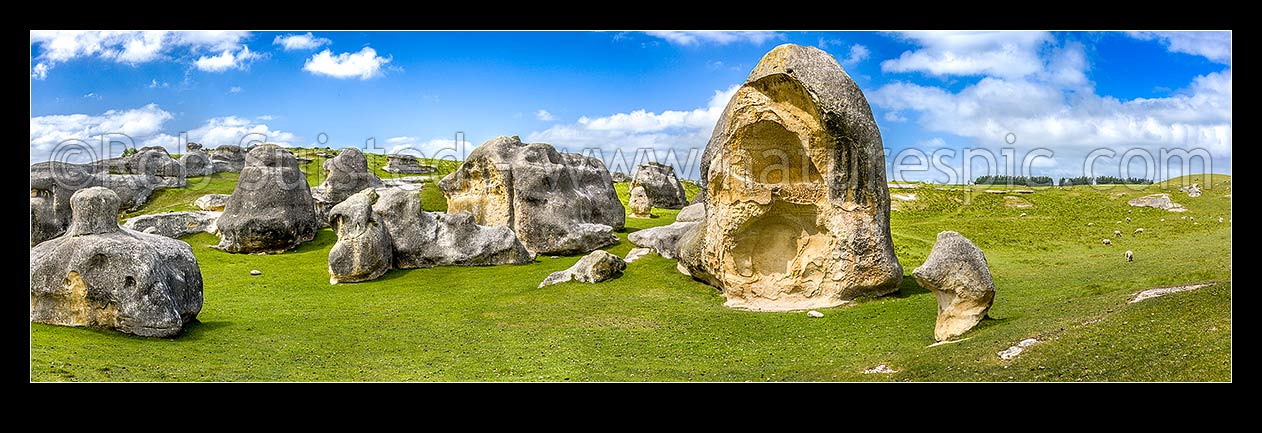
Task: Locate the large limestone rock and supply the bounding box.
[373,188,533,268]
[314,147,383,205]
[215,144,320,253]
[209,145,246,173]
[631,162,688,209]
[678,44,903,311]
[95,173,158,211]
[538,250,627,288]
[439,136,624,255]
[912,231,996,342]
[328,188,393,284]
[180,149,216,177]
[628,221,699,260]
[1128,193,1187,212]
[628,186,653,218]
[30,187,203,337]
[122,211,221,239]
[383,154,436,174]
[30,162,94,246]
[676,203,705,222]
[129,146,186,187]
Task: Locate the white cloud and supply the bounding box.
[303,47,392,79]
[841,44,870,67]
[535,109,557,121]
[881,31,1053,78]
[30,104,298,163]
[273,32,331,51]
[29,31,252,79]
[918,137,947,147]
[256,114,275,121]
[229,86,243,94]
[147,79,169,89]
[642,31,783,46]
[1128,31,1231,64]
[194,45,262,72]
[82,92,100,100]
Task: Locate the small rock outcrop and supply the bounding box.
[328,188,393,284]
[383,154,436,174]
[30,187,203,337]
[628,186,653,218]
[627,221,699,259]
[195,194,230,211]
[128,147,186,187]
[209,145,246,173]
[912,231,996,342]
[215,144,320,253]
[373,187,533,269]
[122,211,221,239]
[630,162,688,209]
[538,250,626,288]
[439,136,624,255]
[180,148,216,177]
[1127,193,1186,212]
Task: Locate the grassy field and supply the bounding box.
[32,161,1231,381]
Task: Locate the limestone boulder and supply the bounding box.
[676,203,705,222]
[94,173,158,211]
[373,188,533,268]
[30,187,203,337]
[611,171,630,183]
[383,154,436,174]
[439,136,624,255]
[122,211,221,239]
[209,145,246,173]
[1127,193,1186,212]
[328,188,393,284]
[180,149,216,177]
[628,186,653,218]
[195,194,230,211]
[631,162,688,209]
[129,147,186,187]
[315,147,383,205]
[678,44,903,311]
[215,144,320,253]
[538,250,626,288]
[30,162,94,246]
[912,231,996,342]
[628,221,699,260]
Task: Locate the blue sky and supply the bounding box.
[30,31,1231,182]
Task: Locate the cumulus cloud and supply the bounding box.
[881,31,1053,78]
[303,47,392,79]
[30,30,252,79]
[273,32,331,51]
[535,109,557,121]
[841,44,870,67]
[1127,31,1231,64]
[527,85,739,179]
[642,31,783,46]
[30,104,297,163]
[194,45,263,72]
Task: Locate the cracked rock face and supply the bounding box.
[678,43,902,311]
[438,136,624,255]
[215,144,320,253]
[631,162,688,209]
[912,231,996,342]
[30,187,203,337]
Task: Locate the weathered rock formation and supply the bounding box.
[122,211,221,239]
[129,147,186,187]
[180,149,216,177]
[538,250,626,288]
[631,162,688,209]
[373,187,533,268]
[675,203,704,222]
[209,145,246,173]
[30,187,203,337]
[912,231,996,341]
[314,147,383,205]
[628,186,653,218]
[610,171,630,183]
[628,221,699,260]
[677,44,903,311]
[30,162,159,245]
[195,194,230,211]
[215,144,320,253]
[383,154,436,174]
[328,188,393,284]
[439,136,624,255]
[1127,193,1187,212]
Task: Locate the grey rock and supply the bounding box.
[186,142,203,151]
[128,147,186,187]
[631,162,688,209]
[628,186,653,218]
[180,149,216,177]
[30,187,202,337]
[195,194,231,211]
[627,221,699,260]
[807,310,824,318]
[913,231,996,341]
[250,269,261,275]
[380,176,428,190]
[1127,193,1186,212]
[373,187,533,268]
[611,171,630,183]
[1179,183,1202,198]
[383,154,437,174]
[30,162,158,245]
[209,145,246,173]
[94,173,158,211]
[328,188,393,284]
[623,247,651,263]
[675,203,704,222]
[215,144,320,253]
[315,147,383,206]
[122,211,221,239]
[538,250,626,288]
[439,135,624,255]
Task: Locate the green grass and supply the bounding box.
[35,161,1231,381]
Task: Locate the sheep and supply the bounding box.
[1087,222,1095,226]
[1134,228,1144,234]
[1219,217,1224,223]
[1103,239,1112,245]
[1126,217,1132,223]
[1113,230,1122,237]
[1020,212,1027,217]
[1125,250,1134,262]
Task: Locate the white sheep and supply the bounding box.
[1113,230,1122,237]
[1103,239,1112,245]
[1126,217,1132,223]
[1087,222,1094,226]
[1134,228,1144,234]
[1125,250,1133,262]
[1219,217,1224,223]
[1020,212,1027,217]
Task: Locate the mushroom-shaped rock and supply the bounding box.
[628,186,653,218]
[438,135,624,255]
[328,188,393,284]
[538,250,627,288]
[912,231,996,342]
[630,162,688,209]
[215,144,320,253]
[30,187,203,337]
[372,187,533,268]
[677,43,903,311]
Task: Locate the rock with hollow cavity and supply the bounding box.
[678,44,903,311]
[439,135,624,255]
[372,187,533,268]
[628,221,699,259]
[195,194,230,211]
[538,250,626,288]
[30,187,203,337]
[215,144,320,253]
[123,211,221,238]
[913,231,996,342]
[628,186,653,218]
[328,188,393,283]
[383,154,436,174]
[631,162,688,209]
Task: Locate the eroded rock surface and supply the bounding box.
[215,144,319,253]
[912,231,996,341]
